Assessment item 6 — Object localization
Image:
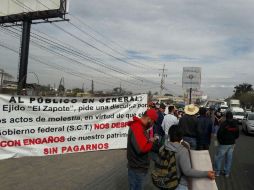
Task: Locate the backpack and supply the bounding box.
[151,146,179,190]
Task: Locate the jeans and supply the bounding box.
[128,168,147,190]
[183,137,197,150]
[175,184,188,190]
[214,144,235,175]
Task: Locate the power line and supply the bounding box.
[69,13,157,69]
[2,1,160,88]
[0,28,116,84]
[1,27,132,85]
[0,40,119,88]
[68,21,148,69]
[1,26,157,90]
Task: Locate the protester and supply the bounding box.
[207,106,216,133]
[127,109,158,190]
[155,102,160,111]
[179,104,199,150]
[152,125,215,190]
[214,111,240,177]
[177,108,184,119]
[214,108,223,135]
[197,107,213,150]
[161,105,178,141]
[148,101,156,109]
[154,103,166,140]
[149,104,166,160]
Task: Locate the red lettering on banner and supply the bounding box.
[23,136,65,145]
[111,122,128,128]
[61,143,109,153]
[86,144,91,150]
[44,147,58,155]
[94,123,110,130]
[0,140,21,147]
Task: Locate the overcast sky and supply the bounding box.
[1,0,254,98]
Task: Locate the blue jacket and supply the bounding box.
[153,111,165,137]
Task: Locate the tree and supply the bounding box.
[234,83,253,98]
[72,88,83,94]
[238,93,254,108]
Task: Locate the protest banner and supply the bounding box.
[190,150,218,190]
[0,94,147,160]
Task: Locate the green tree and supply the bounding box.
[238,93,254,108]
[234,83,253,97]
[72,88,84,94]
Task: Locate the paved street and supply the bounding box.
[0,129,253,190]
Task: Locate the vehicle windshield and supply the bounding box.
[234,112,245,116]
[248,114,254,120]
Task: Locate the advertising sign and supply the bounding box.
[0,0,69,23]
[182,67,201,89]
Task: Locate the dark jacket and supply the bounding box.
[179,114,198,138]
[154,111,165,137]
[217,119,239,145]
[127,117,153,172]
[197,116,213,146]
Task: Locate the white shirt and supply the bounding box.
[162,113,179,136]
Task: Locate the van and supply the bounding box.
[230,99,240,108]
[230,107,245,124]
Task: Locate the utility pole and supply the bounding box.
[91,80,94,94]
[189,88,192,104]
[120,81,122,94]
[17,20,31,95]
[82,83,85,92]
[159,64,167,96]
[0,69,4,92]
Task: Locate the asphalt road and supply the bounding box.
[0,130,253,190]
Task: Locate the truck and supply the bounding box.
[229,99,240,108]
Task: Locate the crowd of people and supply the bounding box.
[127,102,240,190]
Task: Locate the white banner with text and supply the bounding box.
[0,94,147,160]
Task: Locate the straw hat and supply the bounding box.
[184,104,199,115]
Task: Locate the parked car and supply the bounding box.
[242,113,254,135]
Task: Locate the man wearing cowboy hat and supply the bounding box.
[179,104,199,150]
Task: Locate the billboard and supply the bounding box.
[0,0,68,23]
[182,67,201,89]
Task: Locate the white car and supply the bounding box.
[231,107,245,124]
[242,113,254,135]
[220,105,228,113]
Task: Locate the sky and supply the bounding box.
[1,0,254,98]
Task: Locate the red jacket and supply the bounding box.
[127,116,153,172]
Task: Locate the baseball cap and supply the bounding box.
[146,109,158,122]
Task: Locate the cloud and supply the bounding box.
[1,0,254,98]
